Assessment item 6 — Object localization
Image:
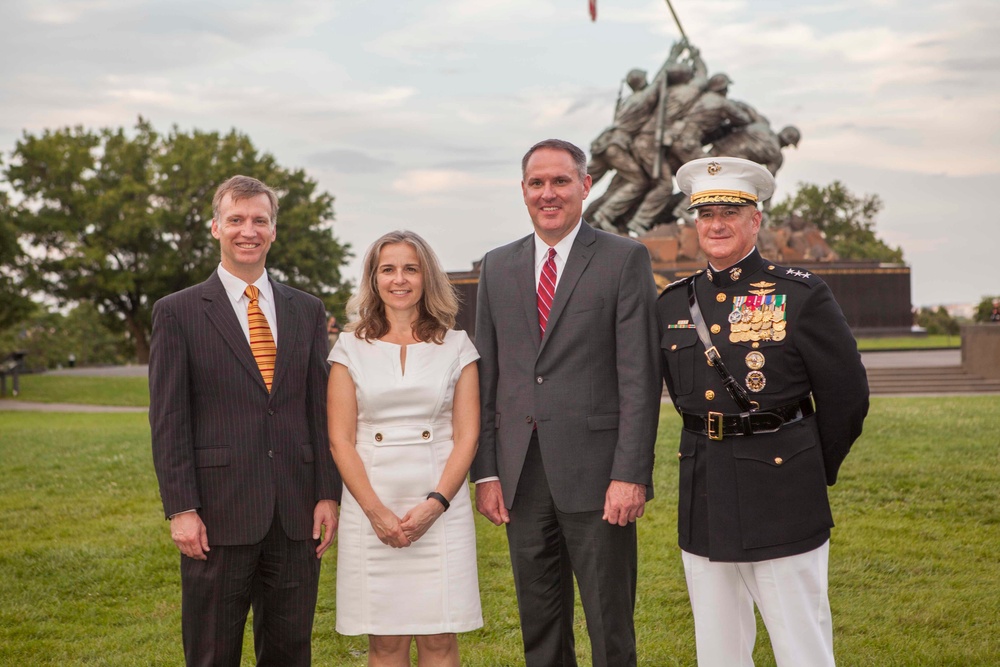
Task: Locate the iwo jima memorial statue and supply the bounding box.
[450,21,911,336]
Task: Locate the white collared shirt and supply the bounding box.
[216,264,278,346]
[533,219,583,291]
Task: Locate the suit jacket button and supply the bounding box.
[710,324,721,334]
[422,430,431,440]
[375,433,383,442]
[268,450,274,458]
[268,409,275,415]
[705,390,715,400]
[536,376,543,384]
[774,457,783,465]
[525,416,533,423]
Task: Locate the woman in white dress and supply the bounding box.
[327,230,482,666]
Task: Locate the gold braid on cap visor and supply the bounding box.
[690,189,758,206]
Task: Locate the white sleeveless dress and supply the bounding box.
[328,329,483,635]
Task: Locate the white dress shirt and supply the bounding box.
[216,264,278,346]
[533,219,583,291]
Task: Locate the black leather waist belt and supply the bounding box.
[681,397,814,441]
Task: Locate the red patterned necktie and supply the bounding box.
[245,285,276,391]
[537,247,557,337]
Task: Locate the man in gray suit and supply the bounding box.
[471,139,661,666]
[149,175,341,666]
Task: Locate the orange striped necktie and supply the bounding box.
[244,285,276,391]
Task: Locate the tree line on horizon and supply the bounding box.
[0,118,992,369]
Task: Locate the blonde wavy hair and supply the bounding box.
[346,230,458,344]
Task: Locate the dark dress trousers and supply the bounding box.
[656,248,869,562]
[149,270,341,666]
[471,222,661,667]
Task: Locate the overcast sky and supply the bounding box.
[2,0,997,307]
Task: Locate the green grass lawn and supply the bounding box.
[4,373,149,406]
[856,334,961,351]
[1,398,998,665]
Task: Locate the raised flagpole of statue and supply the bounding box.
[585,0,808,263]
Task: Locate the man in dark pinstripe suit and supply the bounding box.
[150,175,341,667]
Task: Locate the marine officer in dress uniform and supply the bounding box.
[656,157,869,666]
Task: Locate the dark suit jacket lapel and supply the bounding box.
[201,271,267,391]
[539,222,597,356]
[270,280,299,395]
[512,235,542,348]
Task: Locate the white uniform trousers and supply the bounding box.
[681,541,835,667]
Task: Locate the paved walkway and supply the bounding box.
[0,400,146,413]
[860,349,960,369]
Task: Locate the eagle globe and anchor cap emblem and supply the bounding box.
[707,161,722,175]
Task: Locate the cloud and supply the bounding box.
[307,149,394,174]
[368,0,557,63]
[391,169,508,196]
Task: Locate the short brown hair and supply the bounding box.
[346,230,458,345]
[212,175,279,226]
[521,139,587,180]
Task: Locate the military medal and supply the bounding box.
[729,293,789,346]
[745,370,766,392]
[667,320,696,329]
[745,351,765,370]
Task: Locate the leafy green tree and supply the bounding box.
[1,118,351,363]
[0,302,131,370]
[770,181,904,263]
[974,295,1000,323]
[915,306,960,336]
[0,188,34,329]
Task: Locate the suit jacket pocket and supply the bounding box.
[661,329,699,396]
[587,413,619,431]
[194,447,230,468]
[732,418,833,549]
[564,297,605,316]
[300,444,315,463]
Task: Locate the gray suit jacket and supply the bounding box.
[470,223,661,513]
[149,270,341,546]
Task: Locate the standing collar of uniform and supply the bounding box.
[217,263,273,305]
[534,218,582,266]
[705,247,765,288]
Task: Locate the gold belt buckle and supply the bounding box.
[707,411,724,441]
